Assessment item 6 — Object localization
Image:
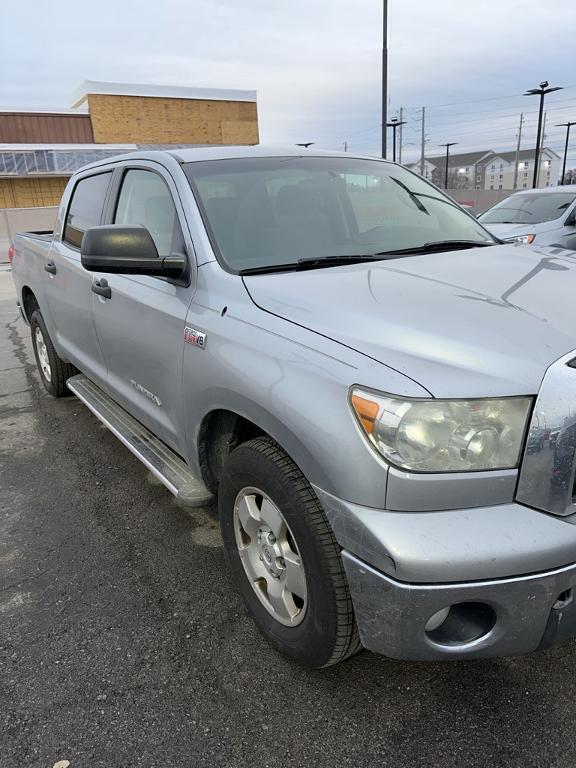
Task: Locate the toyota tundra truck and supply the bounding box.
[11,146,576,667]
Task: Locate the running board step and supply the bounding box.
[67,374,213,508]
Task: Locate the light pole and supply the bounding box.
[557,121,576,185]
[524,81,563,188]
[439,142,458,189]
[387,117,406,163]
[381,0,388,159]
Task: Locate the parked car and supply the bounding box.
[11,147,576,666]
[478,186,576,249]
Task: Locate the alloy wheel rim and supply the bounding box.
[233,487,307,626]
[35,327,51,382]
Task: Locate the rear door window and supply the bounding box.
[63,172,112,248]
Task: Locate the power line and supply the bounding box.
[336,102,576,148]
[418,85,576,109]
[423,100,567,120]
[419,94,576,118]
[425,102,576,127]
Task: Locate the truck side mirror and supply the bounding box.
[81,225,186,279]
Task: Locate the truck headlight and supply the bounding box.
[505,234,536,244]
[350,388,532,472]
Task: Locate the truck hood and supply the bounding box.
[243,245,576,398]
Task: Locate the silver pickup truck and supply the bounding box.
[11,146,576,667]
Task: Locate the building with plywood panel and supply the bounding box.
[0,81,259,208]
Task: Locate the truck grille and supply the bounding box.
[516,350,576,517]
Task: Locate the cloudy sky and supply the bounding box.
[2,0,576,166]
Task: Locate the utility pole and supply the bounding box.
[381,0,388,159]
[343,141,348,152]
[536,110,548,187]
[512,113,523,190]
[557,121,576,185]
[524,81,563,188]
[439,142,458,189]
[398,107,404,164]
[387,117,406,163]
[419,107,426,177]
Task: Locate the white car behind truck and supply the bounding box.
[479,186,576,249]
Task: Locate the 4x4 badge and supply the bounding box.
[184,326,207,349]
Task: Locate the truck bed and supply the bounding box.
[11,230,55,319]
[18,230,53,242]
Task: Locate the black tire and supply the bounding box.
[30,309,76,397]
[219,436,362,668]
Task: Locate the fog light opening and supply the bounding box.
[425,602,496,646]
[553,589,573,610]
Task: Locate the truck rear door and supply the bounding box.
[45,170,112,388]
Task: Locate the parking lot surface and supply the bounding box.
[2,267,576,768]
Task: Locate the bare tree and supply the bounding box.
[447,170,471,190]
[430,167,442,188]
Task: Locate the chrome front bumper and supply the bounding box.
[343,552,576,660]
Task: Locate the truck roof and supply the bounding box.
[167,145,365,162]
[72,144,390,173]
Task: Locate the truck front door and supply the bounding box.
[90,164,194,454]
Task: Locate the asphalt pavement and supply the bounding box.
[2,267,576,768]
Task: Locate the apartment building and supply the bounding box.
[407,147,560,190]
[483,148,560,190]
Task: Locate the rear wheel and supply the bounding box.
[219,435,361,667]
[30,310,76,397]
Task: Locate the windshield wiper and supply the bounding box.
[389,177,430,214]
[239,254,381,275]
[297,255,382,267]
[489,207,533,217]
[239,241,498,275]
[374,239,497,256]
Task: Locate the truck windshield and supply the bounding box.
[479,191,576,225]
[184,156,495,273]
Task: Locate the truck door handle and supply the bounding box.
[92,278,112,299]
[44,261,57,275]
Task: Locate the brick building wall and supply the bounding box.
[87,94,259,145]
[0,82,259,211]
[0,177,68,208]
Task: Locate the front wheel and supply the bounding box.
[30,310,76,397]
[219,436,361,667]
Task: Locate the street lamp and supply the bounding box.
[557,121,576,185]
[524,81,563,188]
[381,0,388,159]
[387,117,406,163]
[439,142,458,189]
